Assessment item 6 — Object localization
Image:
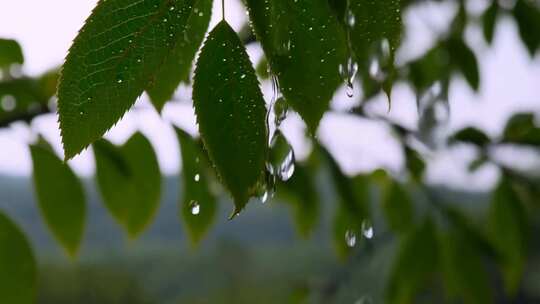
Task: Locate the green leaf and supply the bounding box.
[277,162,320,238]
[450,127,491,147]
[448,38,479,91]
[30,144,86,256]
[147,0,212,111]
[175,127,217,245]
[58,0,209,159]
[488,176,528,293]
[482,1,498,44]
[386,219,438,304]
[382,180,414,233]
[322,147,372,257]
[502,112,540,146]
[193,21,267,214]
[404,146,425,182]
[348,0,403,97]
[408,45,449,93]
[0,70,58,125]
[0,212,36,304]
[513,0,540,56]
[0,38,24,69]
[245,0,347,132]
[93,132,161,237]
[439,227,493,304]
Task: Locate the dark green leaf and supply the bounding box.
[193,21,267,213]
[408,45,449,93]
[0,38,24,69]
[58,0,209,159]
[30,144,86,256]
[386,219,438,304]
[0,212,36,304]
[147,0,212,111]
[405,146,425,182]
[0,70,58,125]
[450,127,491,146]
[277,162,320,238]
[175,127,217,245]
[93,132,161,237]
[502,112,540,146]
[482,1,498,44]
[382,180,414,233]
[513,0,540,56]
[245,0,347,132]
[439,227,493,304]
[488,176,528,293]
[348,0,403,97]
[448,38,480,91]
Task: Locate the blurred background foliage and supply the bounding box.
[1,0,540,303]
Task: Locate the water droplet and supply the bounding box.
[267,130,295,181]
[345,230,357,247]
[369,57,386,82]
[417,81,450,149]
[194,174,200,182]
[190,200,200,215]
[1,95,16,111]
[346,9,356,27]
[354,296,373,304]
[273,97,289,128]
[259,190,269,204]
[361,220,374,239]
[339,57,358,98]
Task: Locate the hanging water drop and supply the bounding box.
[190,200,200,215]
[346,9,356,27]
[194,174,200,182]
[345,230,357,247]
[267,130,295,181]
[273,97,289,128]
[339,57,358,98]
[361,220,374,239]
[259,190,269,204]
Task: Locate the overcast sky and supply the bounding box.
[0,0,539,191]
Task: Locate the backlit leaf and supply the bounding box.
[245,0,347,132]
[193,21,267,213]
[58,0,210,159]
[93,132,161,237]
[30,143,86,256]
[0,212,36,304]
[175,127,217,245]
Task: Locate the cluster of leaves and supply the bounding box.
[1,0,540,303]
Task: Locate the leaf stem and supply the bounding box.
[221,0,225,21]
